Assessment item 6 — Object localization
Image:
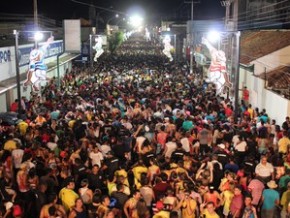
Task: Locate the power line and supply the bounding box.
[70,0,127,15]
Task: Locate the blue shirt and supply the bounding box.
[262,189,279,210]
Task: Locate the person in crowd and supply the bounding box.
[255,155,275,184]
[200,201,220,218]
[241,195,258,218]
[68,198,87,218]
[260,180,280,218]
[59,177,79,212]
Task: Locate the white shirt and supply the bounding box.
[47,142,57,151]
[232,135,240,147]
[12,149,24,169]
[89,151,103,167]
[235,141,247,152]
[164,141,177,158]
[255,162,274,177]
[100,144,111,157]
[180,137,190,153]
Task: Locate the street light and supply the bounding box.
[13,30,52,114]
[129,15,143,28]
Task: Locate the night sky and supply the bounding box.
[0,0,225,23]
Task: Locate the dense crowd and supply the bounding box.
[1,32,290,218]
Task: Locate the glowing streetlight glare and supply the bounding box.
[34,32,43,41]
[129,15,143,27]
[207,30,220,43]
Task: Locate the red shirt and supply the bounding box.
[243,89,249,101]
[10,102,18,112]
[225,107,233,117]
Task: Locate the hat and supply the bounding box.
[5,202,13,211]
[267,180,278,189]
[218,143,225,149]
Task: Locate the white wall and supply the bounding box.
[240,68,290,126]
[0,94,7,112]
[252,45,290,75]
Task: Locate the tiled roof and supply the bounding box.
[240,30,290,65]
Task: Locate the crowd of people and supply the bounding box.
[0,32,290,218]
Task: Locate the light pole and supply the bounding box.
[13,30,21,115]
[233,31,241,122]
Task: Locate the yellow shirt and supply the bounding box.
[59,188,79,211]
[247,108,254,119]
[281,190,290,210]
[182,198,197,218]
[278,137,290,154]
[107,181,116,196]
[153,210,170,218]
[115,169,129,187]
[202,209,220,218]
[132,165,148,189]
[4,140,17,151]
[17,121,28,135]
[68,120,76,129]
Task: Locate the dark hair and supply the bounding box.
[48,206,56,216]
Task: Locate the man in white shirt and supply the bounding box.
[164,137,177,158]
[255,155,274,183]
[89,146,104,168]
[180,132,190,153]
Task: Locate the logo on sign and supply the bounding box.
[0,50,11,63]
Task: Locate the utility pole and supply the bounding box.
[33,0,38,48]
[184,0,200,74]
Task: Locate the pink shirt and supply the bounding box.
[248,179,265,205]
[230,194,243,217]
